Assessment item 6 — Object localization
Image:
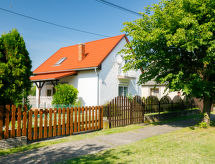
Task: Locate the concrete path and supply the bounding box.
[0,119,198,164]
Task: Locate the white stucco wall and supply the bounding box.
[59,70,98,106]
[36,70,98,107]
[99,37,142,105]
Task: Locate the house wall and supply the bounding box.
[59,70,98,106]
[36,70,98,107]
[141,85,182,100]
[99,37,142,105]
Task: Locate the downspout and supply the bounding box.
[95,68,99,106]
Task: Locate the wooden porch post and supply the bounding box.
[35,81,45,108]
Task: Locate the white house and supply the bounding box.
[142,80,182,100]
[30,34,142,107]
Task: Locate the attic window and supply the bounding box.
[55,57,67,66]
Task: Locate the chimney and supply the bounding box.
[78,43,85,61]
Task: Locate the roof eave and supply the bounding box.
[33,66,98,75]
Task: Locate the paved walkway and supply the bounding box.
[0,119,198,164]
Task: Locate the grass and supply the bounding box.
[61,126,215,164]
[0,113,202,157]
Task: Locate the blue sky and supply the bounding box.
[0,0,159,70]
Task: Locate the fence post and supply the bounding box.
[22,105,27,137]
[17,105,22,137]
[101,106,103,129]
[11,105,16,138]
[39,109,43,139]
[28,110,33,140]
[4,105,10,139]
[44,109,48,138]
[58,108,62,136]
[85,107,88,131]
[130,100,133,124]
[53,108,57,137]
[70,107,74,135]
[66,108,70,135]
[142,100,145,123]
[49,109,53,138]
[108,103,111,128]
[62,108,66,135]
[82,107,85,131]
[34,109,38,140]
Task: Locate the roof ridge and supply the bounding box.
[61,34,125,49]
[84,34,125,44]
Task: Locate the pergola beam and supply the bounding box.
[33,80,59,108]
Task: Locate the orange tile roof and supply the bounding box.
[30,71,77,81]
[33,34,127,74]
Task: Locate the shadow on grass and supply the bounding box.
[151,113,202,127]
[188,113,215,130]
[0,142,111,164]
[60,149,132,164]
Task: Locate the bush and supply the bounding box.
[198,122,208,129]
[29,86,36,96]
[75,99,82,107]
[52,84,78,106]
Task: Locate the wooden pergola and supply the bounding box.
[33,80,58,107]
[30,71,77,108]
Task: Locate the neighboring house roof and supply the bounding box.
[142,80,166,86]
[34,34,127,73]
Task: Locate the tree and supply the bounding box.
[29,85,36,96]
[52,84,78,106]
[0,29,32,105]
[121,0,215,124]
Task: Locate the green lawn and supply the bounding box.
[61,126,215,164]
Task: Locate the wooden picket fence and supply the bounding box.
[0,105,103,141]
[106,96,144,128]
[105,95,197,128]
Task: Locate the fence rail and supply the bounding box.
[0,105,103,141]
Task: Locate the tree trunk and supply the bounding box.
[202,97,213,125]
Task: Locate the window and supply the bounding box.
[47,89,52,96]
[55,57,67,66]
[119,86,128,96]
[150,88,159,97]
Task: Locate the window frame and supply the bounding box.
[118,86,128,96]
[150,88,159,97]
[55,57,67,66]
[47,89,52,96]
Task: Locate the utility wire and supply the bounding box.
[0,7,110,37]
[95,0,141,16]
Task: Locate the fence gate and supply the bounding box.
[107,96,144,128]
